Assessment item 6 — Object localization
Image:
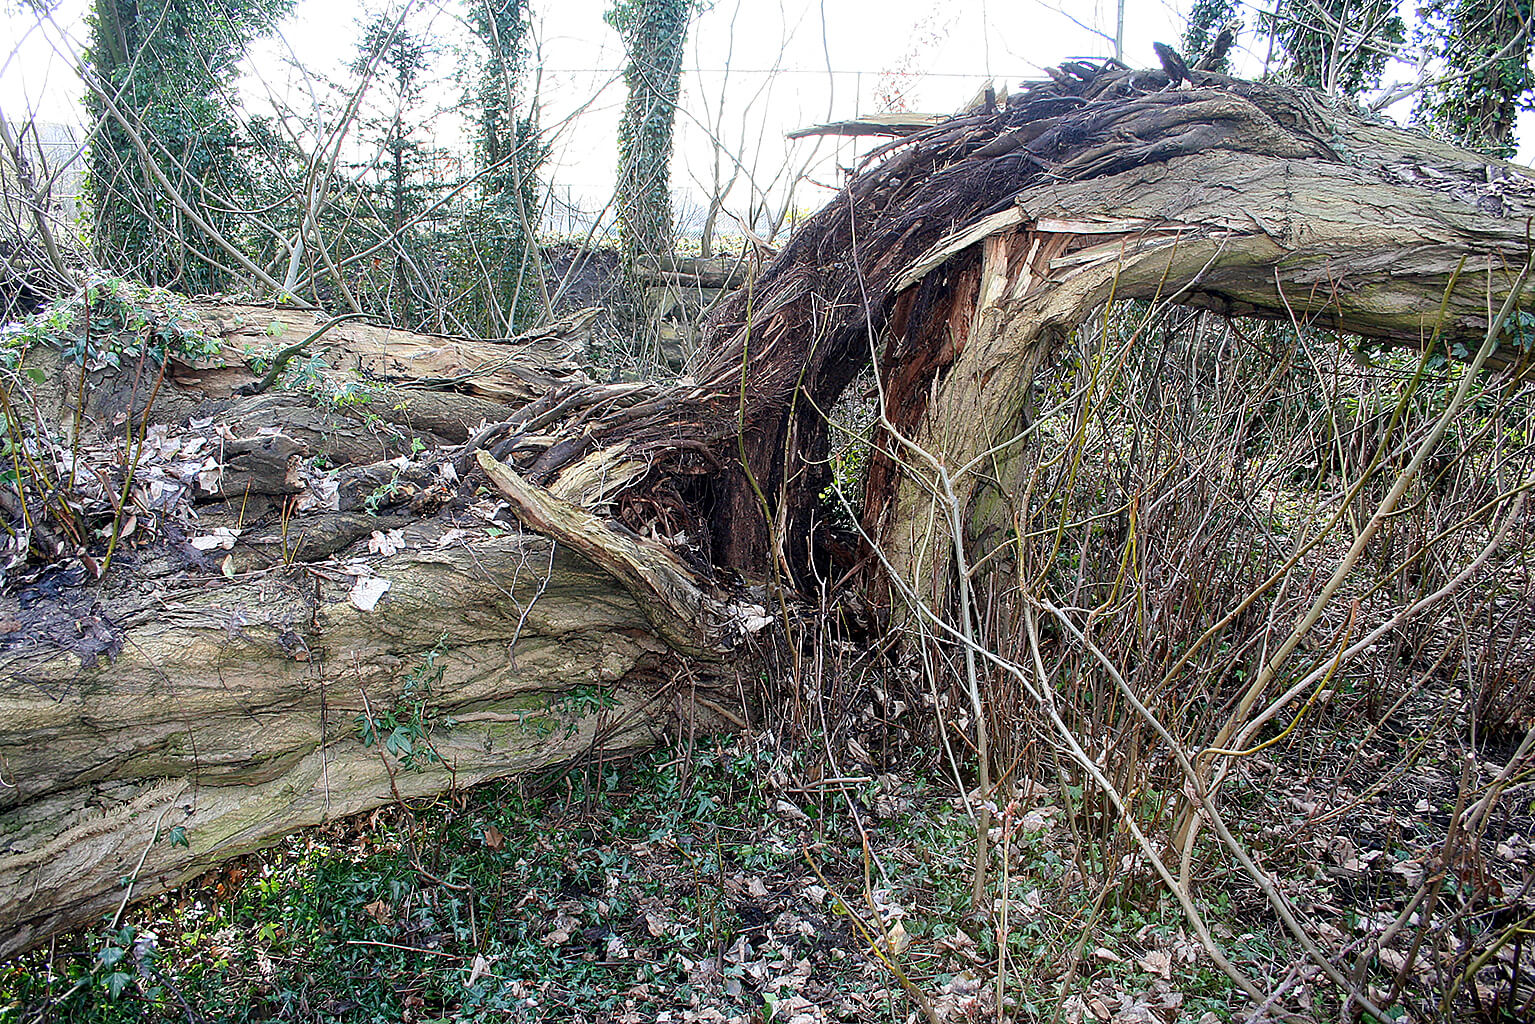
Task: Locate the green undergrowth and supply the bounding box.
[0,737,1293,1024]
[1,277,221,371]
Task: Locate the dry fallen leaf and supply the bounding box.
[190,527,240,551]
[1137,949,1172,979]
[368,529,406,557]
[541,912,579,947]
[936,929,977,959]
[363,898,393,926]
[878,919,910,956]
[349,576,390,611]
[775,799,810,822]
[255,948,275,986]
[482,824,504,850]
[1019,807,1054,832]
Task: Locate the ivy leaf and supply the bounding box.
[387,726,414,757]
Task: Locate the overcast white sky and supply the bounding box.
[2,0,1531,234]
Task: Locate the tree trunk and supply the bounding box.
[0,306,758,957]
[0,534,743,959]
[5,61,1535,955]
[612,0,690,264]
[872,122,1535,607]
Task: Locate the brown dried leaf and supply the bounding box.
[1137,949,1172,979]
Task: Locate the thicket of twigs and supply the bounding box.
[799,296,1535,1020]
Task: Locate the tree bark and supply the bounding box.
[872,128,1535,606]
[0,306,757,957]
[0,534,744,959]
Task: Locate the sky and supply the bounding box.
[2,0,1532,239]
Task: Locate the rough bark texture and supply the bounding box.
[0,308,756,957]
[5,61,1535,955]
[865,85,1535,604]
[626,64,1535,587]
[0,535,742,959]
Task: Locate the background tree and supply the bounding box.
[464,0,547,334]
[84,0,291,292]
[607,0,693,269]
[1271,0,1405,97]
[350,14,434,325]
[1419,0,1534,156]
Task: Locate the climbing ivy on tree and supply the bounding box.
[466,0,546,333]
[1419,0,1534,157]
[84,0,290,293]
[351,15,434,324]
[607,0,693,267]
[1272,0,1405,97]
[1182,0,1240,73]
[469,0,535,200]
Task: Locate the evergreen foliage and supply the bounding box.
[332,3,546,335]
[1183,0,1240,73]
[607,0,692,265]
[1273,0,1405,97]
[351,15,434,323]
[1419,0,1534,157]
[465,0,545,333]
[84,0,290,292]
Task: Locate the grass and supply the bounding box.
[0,734,1301,1024]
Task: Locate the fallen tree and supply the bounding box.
[3,60,1534,961]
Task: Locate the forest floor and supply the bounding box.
[3,693,1531,1024]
